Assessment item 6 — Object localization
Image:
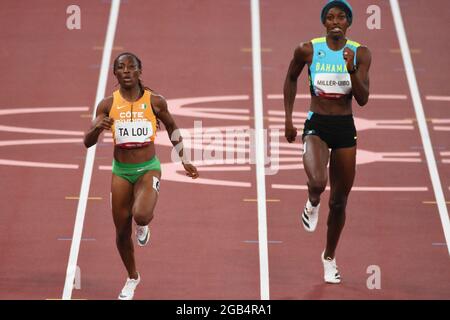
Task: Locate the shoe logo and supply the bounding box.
[138,231,149,244]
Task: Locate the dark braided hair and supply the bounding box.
[113,52,160,128]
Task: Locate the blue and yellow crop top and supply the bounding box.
[308,37,361,99]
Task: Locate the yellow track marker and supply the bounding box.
[243,198,280,202]
[241,48,272,53]
[65,196,102,200]
[404,118,434,122]
[423,201,450,205]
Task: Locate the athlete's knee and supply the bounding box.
[133,209,154,226]
[328,197,348,214]
[308,178,327,195]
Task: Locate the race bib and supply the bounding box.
[314,73,352,98]
[114,120,153,145]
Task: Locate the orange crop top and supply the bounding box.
[109,89,157,149]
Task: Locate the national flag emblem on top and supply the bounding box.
[141,103,147,110]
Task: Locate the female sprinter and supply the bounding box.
[283,0,371,284]
[84,52,199,299]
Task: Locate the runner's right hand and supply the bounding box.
[95,116,114,131]
[285,122,298,143]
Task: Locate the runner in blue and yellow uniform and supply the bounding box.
[283,0,371,284]
[84,52,199,299]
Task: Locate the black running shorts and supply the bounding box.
[302,112,357,149]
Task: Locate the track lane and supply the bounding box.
[0,0,112,299]
[72,0,262,299]
[261,0,450,299]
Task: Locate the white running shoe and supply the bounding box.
[301,200,320,232]
[118,273,141,300]
[136,225,150,247]
[321,251,341,284]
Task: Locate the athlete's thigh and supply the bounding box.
[111,174,134,229]
[302,135,330,181]
[329,146,357,197]
[132,170,161,215]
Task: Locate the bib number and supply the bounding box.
[314,73,352,97]
[114,121,153,145]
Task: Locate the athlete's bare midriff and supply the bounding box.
[113,142,156,164]
[310,95,353,115]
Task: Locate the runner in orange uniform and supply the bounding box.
[84,52,199,299]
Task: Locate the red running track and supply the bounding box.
[0,0,448,300]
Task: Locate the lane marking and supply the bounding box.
[250,0,270,300]
[390,0,450,256]
[426,96,450,102]
[62,0,121,300]
[65,196,103,200]
[441,152,450,164]
[0,106,88,116]
[272,184,428,192]
[0,158,78,169]
[243,198,280,202]
[405,118,434,122]
[267,94,408,100]
[58,238,96,241]
[244,240,283,244]
[0,138,82,147]
[423,201,450,205]
[75,156,108,160]
[434,127,450,132]
[164,95,250,120]
[241,47,272,52]
[0,125,83,136]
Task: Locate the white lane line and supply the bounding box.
[62,0,121,299]
[390,0,450,256]
[250,0,270,300]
